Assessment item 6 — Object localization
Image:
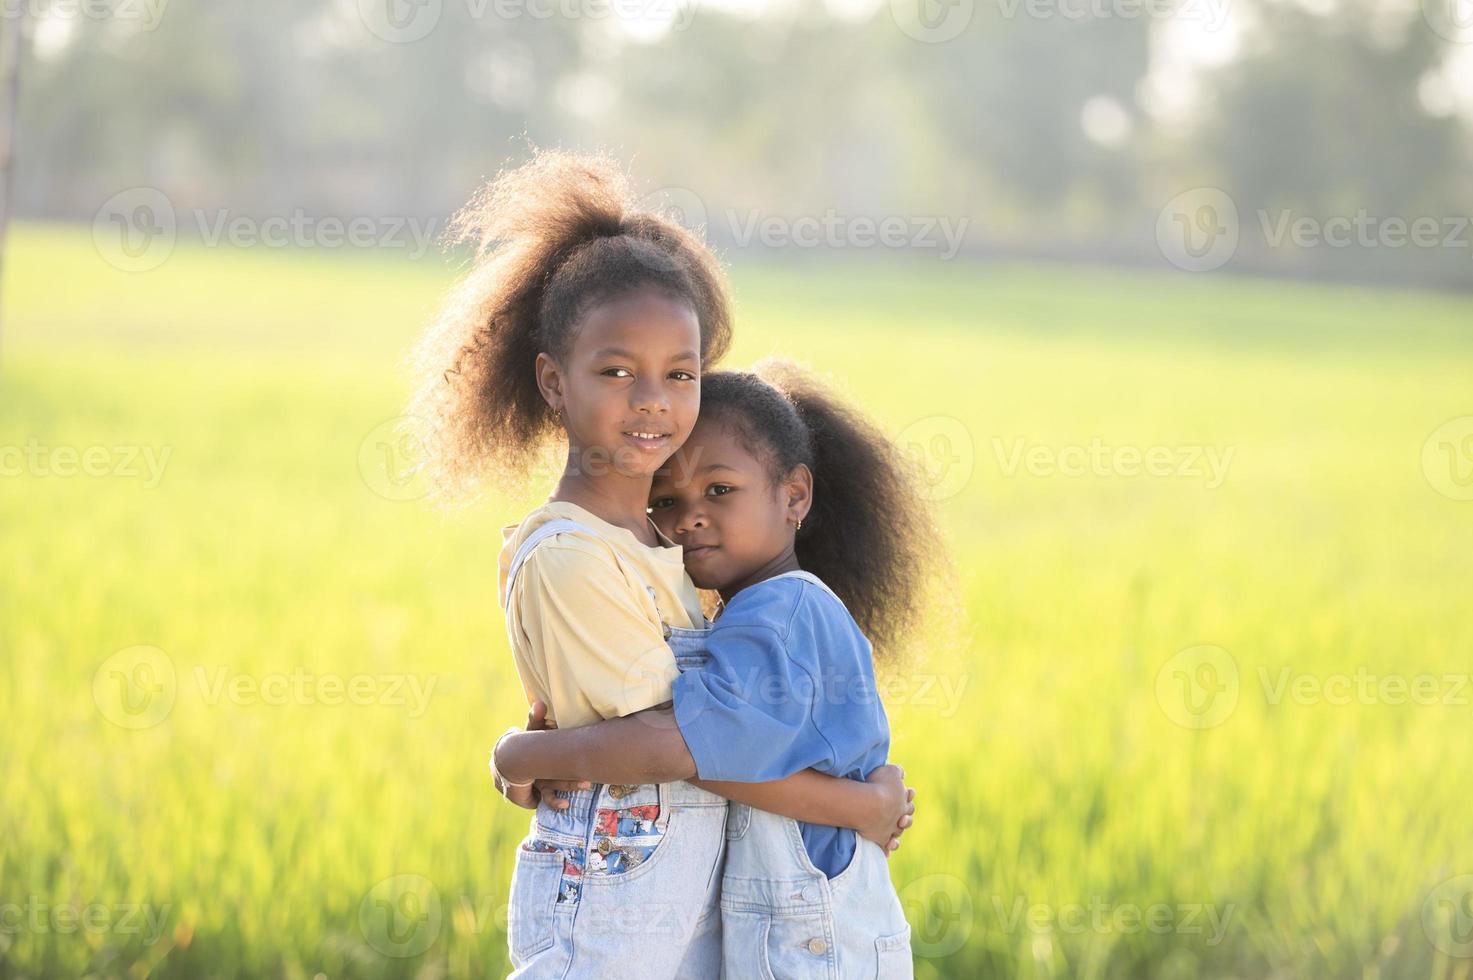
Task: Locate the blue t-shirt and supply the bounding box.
[671,570,890,878]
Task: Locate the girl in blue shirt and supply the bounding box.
[497,359,945,978]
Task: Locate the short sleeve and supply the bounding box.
[672,623,836,781]
[514,540,677,724]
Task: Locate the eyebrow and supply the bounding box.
[593,347,699,363]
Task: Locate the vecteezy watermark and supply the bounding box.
[635,188,971,259]
[93,647,441,729]
[899,874,974,958]
[1157,646,1473,730]
[0,438,172,488]
[725,210,970,260]
[1257,209,1471,252]
[1155,645,1240,730]
[1157,187,1473,273]
[889,0,975,42]
[359,417,431,502]
[988,896,1237,945]
[1420,0,1473,43]
[992,437,1235,489]
[360,874,443,958]
[0,898,172,946]
[1,0,169,30]
[995,0,1230,31]
[615,649,969,731]
[1422,416,1473,501]
[1156,188,1240,273]
[355,0,698,43]
[93,646,178,730]
[356,873,701,959]
[1422,874,1473,959]
[897,416,975,502]
[1258,667,1473,708]
[92,187,439,272]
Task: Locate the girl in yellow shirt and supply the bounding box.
[409,151,913,978]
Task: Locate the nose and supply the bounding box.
[630,376,670,415]
[674,498,708,537]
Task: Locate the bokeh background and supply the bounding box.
[4,0,1473,977]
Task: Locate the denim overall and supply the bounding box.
[501,519,730,979]
[715,572,914,980]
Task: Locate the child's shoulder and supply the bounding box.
[500,503,619,577]
[718,571,853,635]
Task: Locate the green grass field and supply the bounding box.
[3,223,1473,979]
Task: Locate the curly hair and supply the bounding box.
[409,150,733,500]
[697,359,950,662]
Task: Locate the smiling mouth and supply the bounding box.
[623,430,672,451]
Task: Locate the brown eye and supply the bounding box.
[649,497,674,509]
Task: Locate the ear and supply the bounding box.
[534,352,564,414]
[784,463,813,525]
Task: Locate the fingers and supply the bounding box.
[538,779,591,793]
[533,779,591,809]
[525,700,548,731]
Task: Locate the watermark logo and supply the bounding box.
[1422,416,1473,501]
[1155,644,1238,729]
[640,185,709,240]
[897,416,974,502]
[93,645,177,730]
[994,0,1229,28]
[2,0,171,31]
[0,438,172,488]
[359,417,432,502]
[890,0,974,41]
[357,0,442,42]
[1421,0,1473,42]
[359,874,443,958]
[992,437,1234,488]
[900,873,974,958]
[1422,874,1473,958]
[0,898,172,945]
[1156,188,1239,272]
[93,187,176,273]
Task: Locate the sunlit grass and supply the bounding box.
[3,224,1472,978]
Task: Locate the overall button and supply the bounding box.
[806,937,828,955]
[596,838,613,855]
[608,784,636,799]
[801,885,819,903]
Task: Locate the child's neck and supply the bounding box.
[548,464,657,545]
[717,549,802,605]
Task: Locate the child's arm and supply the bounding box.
[693,766,915,852]
[494,708,915,848]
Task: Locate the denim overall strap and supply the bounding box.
[502,517,669,614]
[501,518,596,609]
[771,570,848,609]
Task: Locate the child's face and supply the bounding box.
[648,416,807,593]
[554,289,702,479]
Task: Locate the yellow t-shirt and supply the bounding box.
[498,500,705,729]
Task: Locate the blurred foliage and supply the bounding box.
[11,0,1473,284]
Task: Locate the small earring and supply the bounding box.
[794,518,803,531]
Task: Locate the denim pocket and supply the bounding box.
[874,924,913,978]
[725,910,834,980]
[725,802,751,841]
[507,844,563,963]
